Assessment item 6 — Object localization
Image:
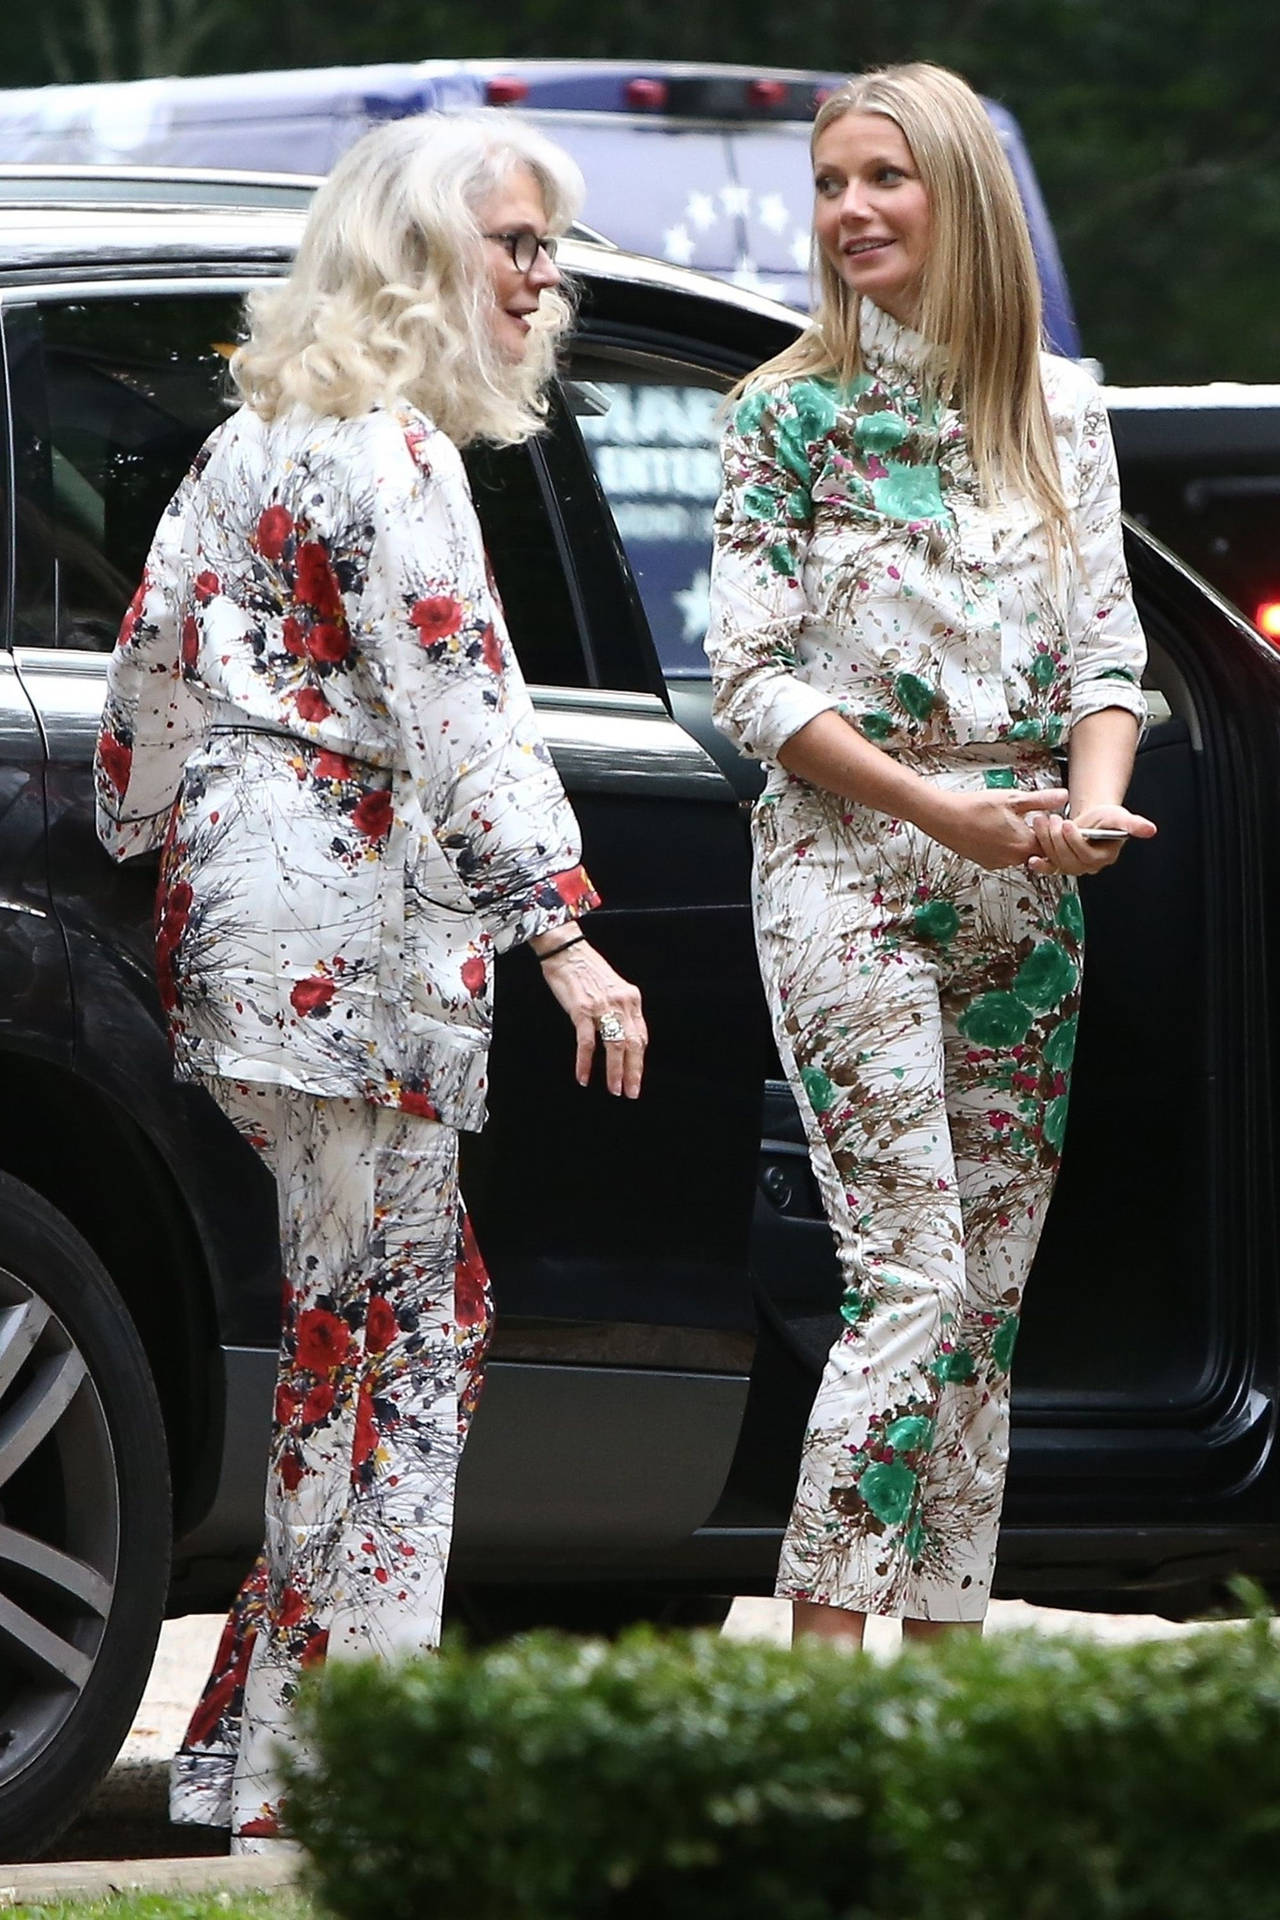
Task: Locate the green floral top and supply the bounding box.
[706,300,1147,764]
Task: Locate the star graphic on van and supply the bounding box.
[758,193,790,233]
[663,224,696,267]
[673,568,711,643]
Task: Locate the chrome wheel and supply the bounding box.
[0,1267,118,1784]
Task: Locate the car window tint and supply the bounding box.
[462,437,589,690]
[11,294,592,688]
[571,358,728,681]
[14,295,241,651]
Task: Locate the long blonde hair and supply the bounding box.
[232,111,583,446]
[754,63,1072,556]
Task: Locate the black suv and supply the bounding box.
[0,168,1278,1856]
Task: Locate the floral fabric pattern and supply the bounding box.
[707,301,1147,1621]
[169,1077,493,1845]
[758,755,1080,1619]
[705,301,1147,767]
[95,401,597,1130]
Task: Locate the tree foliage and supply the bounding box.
[0,0,1275,381]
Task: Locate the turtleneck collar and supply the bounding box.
[858,298,948,381]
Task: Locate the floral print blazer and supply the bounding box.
[706,300,1148,768]
[95,401,597,1131]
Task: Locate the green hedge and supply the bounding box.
[284,1617,1280,1920]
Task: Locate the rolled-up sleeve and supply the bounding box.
[359,422,598,952]
[705,383,839,761]
[1068,387,1148,734]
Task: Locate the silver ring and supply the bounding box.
[596,1012,626,1044]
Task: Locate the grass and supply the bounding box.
[7,1895,320,1919]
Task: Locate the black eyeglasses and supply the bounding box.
[481,228,559,272]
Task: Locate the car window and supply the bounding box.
[7,293,592,688]
[10,294,238,652]
[572,354,729,682]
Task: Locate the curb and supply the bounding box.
[0,1851,299,1906]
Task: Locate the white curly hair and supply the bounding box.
[232,109,584,446]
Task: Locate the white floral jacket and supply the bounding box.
[95,401,597,1131]
[706,301,1148,767]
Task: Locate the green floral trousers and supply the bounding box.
[755,749,1082,1621]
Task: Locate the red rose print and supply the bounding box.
[192,570,220,604]
[455,1214,490,1329]
[97,731,132,798]
[155,950,177,1012]
[410,595,464,644]
[365,1295,398,1353]
[296,1307,351,1373]
[183,1664,241,1749]
[460,954,486,995]
[314,751,352,781]
[305,621,351,665]
[399,1086,438,1119]
[118,581,146,646]
[290,973,335,1017]
[257,504,293,561]
[480,623,503,674]
[295,687,332,724]
[278,1585,306,1629]
[554,866,599,911]
[352,1385,378,1471]
[295,541,342,618]
[180,616,199,670]
[281,616,306,658]
[239,1814,283,1840]
[278,1449,304,1492]
[403,425,432,469]
[275,1383,299,1425]
[299,1628,329,1669]
[302,1381,335,1425]
[352,788,392,840]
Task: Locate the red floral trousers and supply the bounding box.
[169,1078,493,1849]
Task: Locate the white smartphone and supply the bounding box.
[1076,826,1131,843]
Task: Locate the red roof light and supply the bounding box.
[625,78,668,110]
[1257,601,1280,643]
[485,77,529,106]
[746,79,788,110]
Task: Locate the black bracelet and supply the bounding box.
[537,929,586,965]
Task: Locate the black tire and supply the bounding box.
[0,1171,171,1860]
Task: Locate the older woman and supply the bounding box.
[94,110,645,1850]
[707,64,1154,1647]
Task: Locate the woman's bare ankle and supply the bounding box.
[791,1599,866,1649]
[901,1617,982,1643]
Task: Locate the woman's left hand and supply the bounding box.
[1026,804,1158,877]
[535,938,648,1097]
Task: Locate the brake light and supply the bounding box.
[485,77,529,105]
[1257,601,1280,643]
[625,78,668,110]
[746,79,788,110]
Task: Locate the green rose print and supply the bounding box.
[895,672,936,722]
[873,461,947,523]
[912,898,960,944]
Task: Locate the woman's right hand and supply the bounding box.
[534,937,648,1098]
[918,787,1070,870]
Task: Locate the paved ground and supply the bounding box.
[38,1596,1232,1865]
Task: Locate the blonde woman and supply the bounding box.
[706,63,1154,1646]
[94,111,646,1849]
